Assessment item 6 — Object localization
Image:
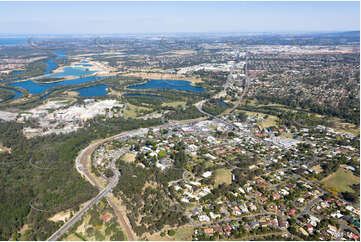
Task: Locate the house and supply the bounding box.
[308,215,320,227]
[199,215,210,222]
[306,224,314,233]
[239,204,249,213]
[279,219,288,229]
[248,203,257,211]
[223,225,232,236]
[243,223,251,231]
[251,222,260,229]
[203,228,214,234]
[232,206,242,216]
[273,193,281,200]
[289,209,296,216]
[214,226,223,234]
[102,214,112,223]
[327,224,337,237]
[210,212,221,219]
[202,171,213,178]
[238,187,245,194]
[260,197,268,203]
[345,166,356,172]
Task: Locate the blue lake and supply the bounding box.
[74,84,108,97]
[1,87,23,100]
[10,70,24,77]
[48,67,95,78]
[80,60,88,63]
[217,99,228,107]
[75,64,92,67]
[128,79,205,92]
[8,76,102,95]
[0,38,27,46]
[124,93,162,98]
[44,51,67,74]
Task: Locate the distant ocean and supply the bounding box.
[0,38,27,46]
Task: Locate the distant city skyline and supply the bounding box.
[0,1,359,34]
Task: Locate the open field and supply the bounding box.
[321,168,360,193]
[0,144,11,153]
[62,233,83,241]
[145,225,194,241]
[123,103,150,119]
[121,153,136,163]
[162,101,187,108]
[122,72,203,84]
[214,168,232,187]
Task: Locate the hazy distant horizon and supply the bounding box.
[0,1,359,35]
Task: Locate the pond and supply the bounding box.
[128,79,205,92]
[44,51,67,74]
[217,99,229,107]
[74,84,108,97]
[75,64,93,67]
[0,87,23,101]
[8,76,103,95]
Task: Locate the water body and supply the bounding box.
[48,67,95,78]
[0,38,27,46]
[8,76,102,95]
[44,51,67,74]
[217,99,228,107]
[124,93,162,98]
[80,60,88,63]
[10,70,24,77]
[0,87,23,100]
[75,64,92,67]
[128,79,205,92]
[74,84,108,97]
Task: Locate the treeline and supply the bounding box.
[203,99,228,116]
[0,116,163,240]
[255,94,360,125]
[114,159,187,237]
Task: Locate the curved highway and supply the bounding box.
[47,50,247,241]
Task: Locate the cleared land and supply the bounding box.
[214,168,232,187]
[121,153,136,163]
[145,225,194,241]
[161,101,187,108]
[123,104,150,119]
[321,168,360,193]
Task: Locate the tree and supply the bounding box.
[168,229,176,236]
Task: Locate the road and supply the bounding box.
[47,166,119,241]
[46,120,207,241]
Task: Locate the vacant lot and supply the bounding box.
[214,168,232,187]
[161,101,186,109]
[121,153,136,163]
[321,168,360,193]
[123,103,150,119]
[146,225,194,241]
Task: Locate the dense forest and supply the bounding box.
[0,116,162,240]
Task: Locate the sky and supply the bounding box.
[0,1,359,34]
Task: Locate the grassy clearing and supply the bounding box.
[214,168,232,187]
[321,168,360,193]
[161,101,186,108]
[329,117,360,136]
[260,115,278,128]
[62,233,82,241]
[123,104,150,119]
[146,225,194,241]
[121,153,136,163]
[236,109,278,128]
[174,225,194,240]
